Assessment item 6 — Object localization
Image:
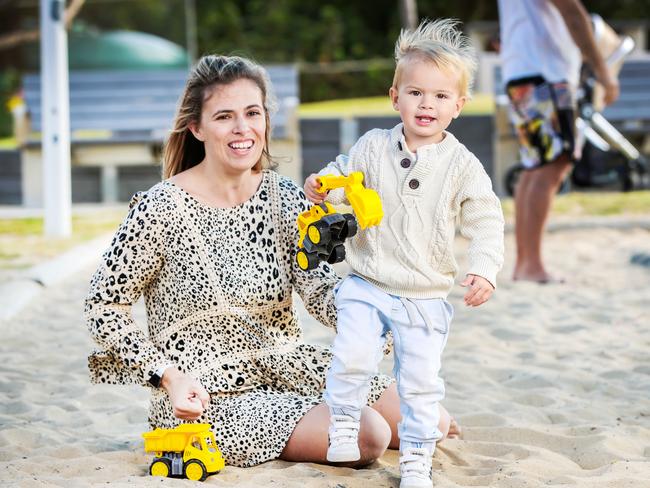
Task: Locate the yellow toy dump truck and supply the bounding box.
[296,171,383,271]
[142,424,225,482]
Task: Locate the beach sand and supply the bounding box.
[1,225,649,487]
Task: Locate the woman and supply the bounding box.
[84,54,457,468]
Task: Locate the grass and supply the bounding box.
[500,190,650,221]
[0,209,124,272]
[0,137,17,149]
[298,93,495,118]
[1,190,648,276]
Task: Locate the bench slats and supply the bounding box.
[23,66,298,142]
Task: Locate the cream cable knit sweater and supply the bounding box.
[318,123,505,299]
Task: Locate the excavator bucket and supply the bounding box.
[317,172,383,229]
[347,187,382,229]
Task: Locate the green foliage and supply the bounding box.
[0,68,20,138]
[300,64,395,102]
[74,1,187,48]
[191,0,399,62]
[3,0,649,105]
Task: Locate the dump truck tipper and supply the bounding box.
[142,423,225,481]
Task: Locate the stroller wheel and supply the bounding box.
[622,155,650,191]
[505,165,523,197]
[506,163,571,196]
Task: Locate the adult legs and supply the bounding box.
[321,276,389,462]
[371,382,459,450]
[513,153,572,282]
[280,385,459,464]
[323,276,388,419]
[279,403,391,466]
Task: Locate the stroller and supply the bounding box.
[505,15,649,196]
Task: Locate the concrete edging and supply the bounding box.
[0,232,113,323]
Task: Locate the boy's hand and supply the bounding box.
[460,274,494,307]
[304,174,327,203]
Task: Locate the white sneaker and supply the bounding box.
[399,447,433,488]
[326,414,361,462]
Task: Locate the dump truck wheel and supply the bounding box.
[327,244,346,264]
[150,459,171,478]
[308,221,330,245]
[184,460,207,481]
[296,249,320,271]
[342,214,358,239]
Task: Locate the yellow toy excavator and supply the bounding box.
[296,171,383,271]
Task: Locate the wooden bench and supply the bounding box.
[18,66,300,206]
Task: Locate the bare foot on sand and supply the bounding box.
[448,418,462,439]
[513,270,565,284]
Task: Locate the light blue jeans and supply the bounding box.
[324,275,454,453]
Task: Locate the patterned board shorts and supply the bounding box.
[506,76,577,169]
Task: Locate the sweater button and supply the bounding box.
[409,179,420,189]
[400,158,411,168]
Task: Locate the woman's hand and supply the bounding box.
[304,174,327,203]
[160,367,210,420]
[460,274,494,307]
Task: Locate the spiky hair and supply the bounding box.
[393,18,477,97]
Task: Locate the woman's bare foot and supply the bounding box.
[447,418,462,439]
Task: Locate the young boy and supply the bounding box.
[304,19,505,488]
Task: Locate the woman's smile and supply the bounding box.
[190,78,267,173]
[228,139,255,154]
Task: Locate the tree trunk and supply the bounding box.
[399,0,418,30]
[0,0,85,51]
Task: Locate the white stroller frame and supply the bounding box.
[575,15,645,174]
[505,15,648,195]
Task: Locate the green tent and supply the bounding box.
[25,29,189,70]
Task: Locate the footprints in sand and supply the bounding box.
[483,369,554,390]
[2,401,30,415]
[511,393,554,408]
[490,328,531,341]
[549,324,586,334]
[458,413,507,428]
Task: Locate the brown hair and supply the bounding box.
[162,55,277,179]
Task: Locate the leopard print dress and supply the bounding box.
[84,170,392,467]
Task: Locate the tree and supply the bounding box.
[399,0,418,29]
[0,0,86,51]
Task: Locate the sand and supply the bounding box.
[1,225,649,487]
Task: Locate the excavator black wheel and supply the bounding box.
[296,249,320,271]
[327,244,346,264]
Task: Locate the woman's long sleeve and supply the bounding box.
[280,179,340,329]
[84,192,168,385]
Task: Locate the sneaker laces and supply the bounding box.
[329,414,360,447]
[400,447,432,480]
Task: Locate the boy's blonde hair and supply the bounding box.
[393,18,477,98]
